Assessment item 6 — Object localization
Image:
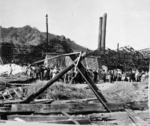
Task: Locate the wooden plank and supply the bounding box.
[22,53,87,103]
[90,110,150,125]
[76,66,111,112]
[69,53,111,112]
[125,109,149,126]
[53,98,98,104]
[90,110,149,118]
[7,101,148,115]
[30,99,54,104]
[53,99,148,110]
[11,102,125,114]
[7,115,88,122]
[0,99,23,105]
[32,52,80,64]
[0,99,54,105]
[0,111,34,120]
[61,111,80,125]
[0,120,93,126]
[23,51,110,114]
[7,115,90,124]
[9,83,35,86]
[39,119,91,125]
[0,111,34,115]
[4,110,150,125]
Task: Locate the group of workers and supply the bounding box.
[102,69,148,83]
[26,64,148,84]
[26,64,99,84]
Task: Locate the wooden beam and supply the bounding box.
[6,110,150,125]
[24,51,110,113]
[53,98,98,104]
[125,109,149,126]
[7,115,88,122]
[0,99,54,105]
[36,119,90,125]
[1,101,147,114]
[22,52,92,103]
[76,66,111,112]
[90,110,150,125]
[69,53,111,112]
[61,111,80,125]
[11,103,125,114]
[0,120,91,126]
[32,52,80,65]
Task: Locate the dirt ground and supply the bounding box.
[0,76,149,125]
[22,79,148,105]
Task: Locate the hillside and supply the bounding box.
[0,25,88,51]
[0,25,89,64]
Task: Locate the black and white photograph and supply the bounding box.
[0,0,150,125]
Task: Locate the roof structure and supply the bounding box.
[94,45,149,71]
[138,48,150,58]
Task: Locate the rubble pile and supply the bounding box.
[25,81,94,100]
[0,53,149,125]
[103,82,148,103]
[0,64,26,76]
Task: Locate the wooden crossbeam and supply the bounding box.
[61,111,80,125]
[11,103,124,114]
[22,52,87,103]
[125,109,149,126]
[22,51,110,112]
[69,52,111,112]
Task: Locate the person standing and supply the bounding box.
[9,64,13,76]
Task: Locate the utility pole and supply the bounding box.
[116,43,119,69]
[46,14,49,52]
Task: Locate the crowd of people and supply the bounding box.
[25,64,148,84]
[101,69,148,83]
[25,64,99,84]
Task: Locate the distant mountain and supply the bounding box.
[0,25,89,64]
[0,25,88,51]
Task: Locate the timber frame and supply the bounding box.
[21,51,111,112]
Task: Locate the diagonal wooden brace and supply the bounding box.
[61,111,80,125]
[22,52,88,103]
[70,52,111,112]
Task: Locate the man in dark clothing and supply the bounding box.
[93,70,98,83]
[39,65,44,80]
[101,70,106,83]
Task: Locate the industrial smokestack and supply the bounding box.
[0,26,2,42]
[46,14,49,52]
[101,13,107,54]
[98,17,103,51]
[117,43,119,52]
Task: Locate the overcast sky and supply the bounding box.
[0,0,150,50]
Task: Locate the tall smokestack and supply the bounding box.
[0,26,2,42]
[46,14,49,52]
[98,17,103,51]
[101,13,107,54]
[117,43,119,52]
